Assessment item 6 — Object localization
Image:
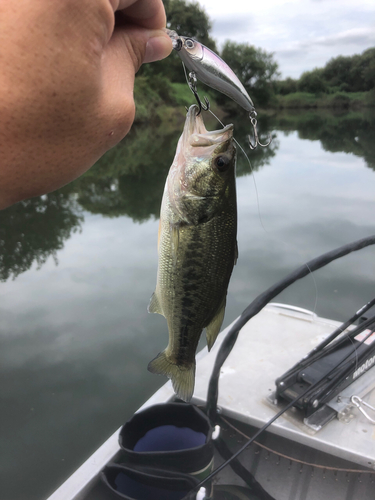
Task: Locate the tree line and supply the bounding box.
[137,0,375,109]
[276,48,375,96]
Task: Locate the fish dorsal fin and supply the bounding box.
[206,297,226,351]
[148,292,164,316]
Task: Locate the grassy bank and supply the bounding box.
[276,90,375,109]
[133,77,224,125]
[133,75,375,125]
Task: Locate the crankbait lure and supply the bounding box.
[164,28,271,150]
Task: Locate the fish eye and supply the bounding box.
[214,155,230,172]
[185,38,195,49]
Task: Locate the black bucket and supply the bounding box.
[118,403,214,480]
[101,463,199,500]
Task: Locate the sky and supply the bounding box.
[196,0,375,79]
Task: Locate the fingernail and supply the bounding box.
[143,34,173,64]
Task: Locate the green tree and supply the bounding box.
[298,68,328,95]
[270,111,375,171]
[219,41,280,107]
[321,48,375,93]
[362,48,375,90]
[275,77,298,95]
[163,0,216,49]
[322,55,353,90]
[140,0,216,83]
[351,48,375,91]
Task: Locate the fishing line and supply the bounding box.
[206,107,320,317]
[178,233,375,499]
[207,107,266,232]
[219,415,375,475]
[181,59,320,317]
[182,60,190,94]
[181,58,261,215]
[185,236,375,500]
[183,58,363,374]
[206,234,375,423]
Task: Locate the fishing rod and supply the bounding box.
[278,297,375,384]
[206,233,375,422]
[182,327,375,500]
[210,316,375,497]
[199,323,375,497]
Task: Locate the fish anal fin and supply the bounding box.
[206,298,226,351]
[148,351,195,402]
[148,292,163,315]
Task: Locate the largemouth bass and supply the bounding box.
[148,105,238,401]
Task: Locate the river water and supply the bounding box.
[0,108,374,500]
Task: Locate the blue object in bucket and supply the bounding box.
[133,425,206,452]
[118,403,214,475]
[114,471,189,500]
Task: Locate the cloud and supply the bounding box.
[204,0,375,77]
[272,25,375,77]
[301,27,375,48]
[212,15,253,39]
[276,48,309,59]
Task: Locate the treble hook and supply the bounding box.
[248,111,272,150]
[187,71,210,115]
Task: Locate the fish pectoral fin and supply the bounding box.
[148,351,196,402]
[148,292,164,315]
[170,223,180,267]
[206,297,226,351]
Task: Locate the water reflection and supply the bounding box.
[0,191,83,281]
[0,109,279,282]
[73,123,180,220]
[1,108,374,500]
[270,109,375,170]
[0,108,374,285]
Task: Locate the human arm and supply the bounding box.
[0,0,172,209]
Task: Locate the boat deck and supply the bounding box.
[193,303,375,470]
[47,304,375,500]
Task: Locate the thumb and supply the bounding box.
[143,30,172,64]
[108,25,172,73]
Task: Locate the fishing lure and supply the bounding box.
[164,28,271,150]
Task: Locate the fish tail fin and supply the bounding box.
[148,351,195,402]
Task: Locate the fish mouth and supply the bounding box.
[183,105,233,149]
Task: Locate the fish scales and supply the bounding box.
[148,105,237,401]
[159,207,236,357]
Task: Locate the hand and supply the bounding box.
[0,0,172,209]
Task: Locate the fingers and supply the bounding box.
[112,0,167,29]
